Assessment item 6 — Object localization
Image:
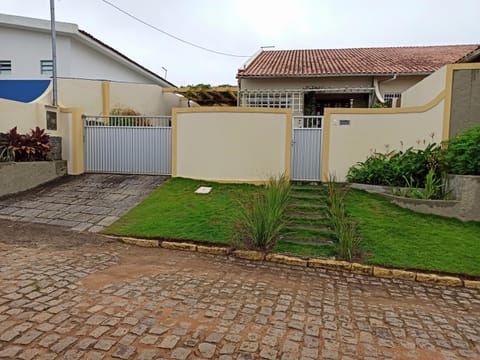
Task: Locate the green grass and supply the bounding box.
[106,178,480,276]
[346,189,480,276]
[104,177,260,244]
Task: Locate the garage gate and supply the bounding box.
[83,115,172,175]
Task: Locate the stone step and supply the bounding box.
[280,236,335,246]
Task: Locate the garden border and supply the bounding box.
[109,236,480,290]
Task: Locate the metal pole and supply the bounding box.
[50,0,58,107]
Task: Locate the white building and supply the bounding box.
[0,13,173,87]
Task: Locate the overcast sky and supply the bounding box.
[2,0,479,86]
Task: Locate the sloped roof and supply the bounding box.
[0,13,174,87]
[238,45,480,77]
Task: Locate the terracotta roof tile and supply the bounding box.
[238,45,480,77]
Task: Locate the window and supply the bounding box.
[0,60,12,74]
[239,90,304,115]
[40,60,53,76]
[383,92,401,101]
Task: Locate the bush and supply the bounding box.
[444,126,480,175]
[233,175,291,251]
[0,127,51,162]
[347,143,446,187]
[109,107,150,126]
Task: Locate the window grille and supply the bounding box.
[239,90,303,115]
[383,92,401,101]
[40,60,53,75]
[0,60,12,74]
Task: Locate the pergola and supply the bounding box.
[163,86,238,106]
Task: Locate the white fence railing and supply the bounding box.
[83,115,171,127]
[293,116,323,129]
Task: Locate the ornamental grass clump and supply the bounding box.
[233,175,291,251]
[326,176,359,261]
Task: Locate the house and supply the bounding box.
[237,45,480,126]
[0,13,174,103]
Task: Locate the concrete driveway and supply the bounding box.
[0,220,479,359]
[0,174,167,232]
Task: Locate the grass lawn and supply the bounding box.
[346,189,480,276]
[105,177,260,244]
[105,178,480,276]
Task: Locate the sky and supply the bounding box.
[2,0,479,86]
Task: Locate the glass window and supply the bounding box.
[40,60,53,75]
[0,60,12,74]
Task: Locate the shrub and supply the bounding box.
[109,107,150,126]
[233,175,291,251]
[444,126,480,175]
[0,127,51,162]
[347,143,446,187]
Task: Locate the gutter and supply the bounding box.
[373,74,397,103]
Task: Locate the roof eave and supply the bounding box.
[77,30,176,87]
[237,72,433,79]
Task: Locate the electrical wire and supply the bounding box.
[101,0,250,58]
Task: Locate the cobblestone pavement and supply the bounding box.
[0,222,479,359]
[0,174,167,232]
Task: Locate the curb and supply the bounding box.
[110,236,479,290]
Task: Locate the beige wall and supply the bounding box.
[0,98,63,137]
[324,101,445,182]
[240,75,426,96]
[58,78,187,116]
[173,107,291,183]
[110,82,188,115]
[401,66,447,107]
[378,75,425,96]
[58,78,103,115]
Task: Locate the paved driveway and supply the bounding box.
[0,174,167,232]
[0,221,479,360]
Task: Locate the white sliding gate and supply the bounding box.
[84,115,172,175]
[291,116,323,181]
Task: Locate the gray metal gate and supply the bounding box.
[84,115,172,175]
[291,116,323,181]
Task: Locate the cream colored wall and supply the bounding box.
[325,101,445,182]
[58,78,186,116]
[58,78,103,115]
[1,98,41,133]
[240,75,427,95]
[378,75,425,95]
[240,76,371,90]
[110,83,189,115]
[173,108,291,183]
[0,98,64,137]
[401,66,447,107]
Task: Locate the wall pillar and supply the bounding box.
[101,81,110,115]
[60,107,84,175]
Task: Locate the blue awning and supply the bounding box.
[0,80,51,103]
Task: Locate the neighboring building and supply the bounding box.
[0,13,173,87]
[237,45,480,125]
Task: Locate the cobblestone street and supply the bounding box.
[0,221,479,359]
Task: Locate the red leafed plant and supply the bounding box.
[1,127,52,162]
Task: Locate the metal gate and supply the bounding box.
[84,115,172,175]
[291,116,323,181]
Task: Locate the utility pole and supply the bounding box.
[50,0,58,107]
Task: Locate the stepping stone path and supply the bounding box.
[281,184,336,250]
